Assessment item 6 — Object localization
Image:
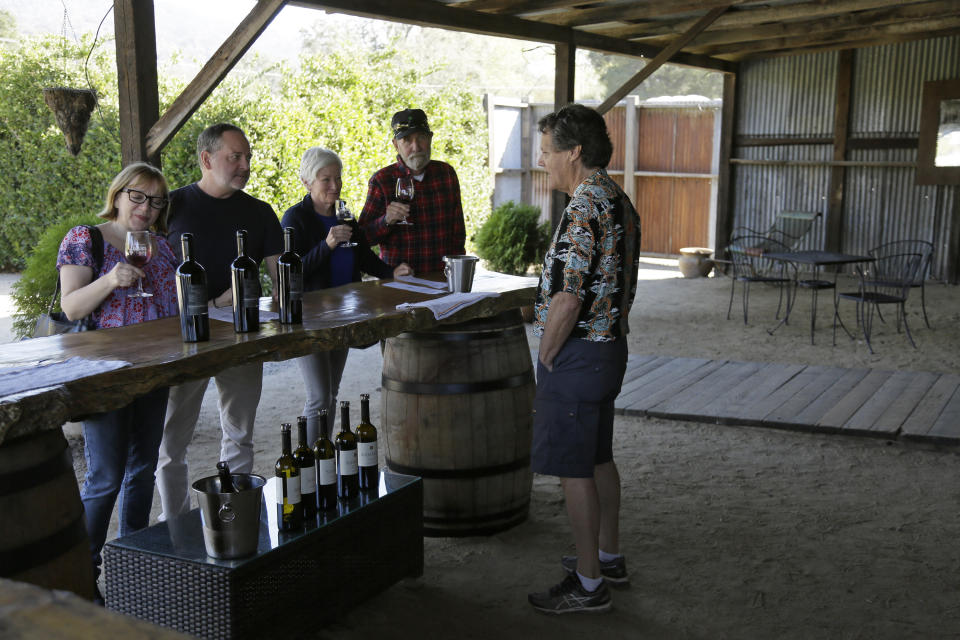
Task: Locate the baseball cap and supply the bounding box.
[391,109,432,140]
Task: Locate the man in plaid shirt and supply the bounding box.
[358,109,466,274]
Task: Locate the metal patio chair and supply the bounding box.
[769,211,820,248]
[833,252,923,354]
[726,234,793,325]
[867,240,934,329]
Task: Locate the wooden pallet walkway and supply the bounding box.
[611,355,959,446]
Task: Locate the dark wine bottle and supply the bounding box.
[175,233,210,342]
[230,229,260,333]
[275,423,302,531]
[216,461,236,493]
[356,393,379,492]
[335,401,358,500]
[294,415,316,520]
[278,227,303,325]
[313,409,338,512]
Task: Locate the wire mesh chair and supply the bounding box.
[833,252,923,354]
[769,211,820,248]
[867,240,934,329]
[726,234,793,325]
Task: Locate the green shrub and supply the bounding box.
[474,200,550,275]
[11,212,101,338]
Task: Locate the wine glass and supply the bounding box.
[336,200,358,248]
[125,230,154,298]
[394,178,414,225]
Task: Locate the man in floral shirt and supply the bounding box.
[358,109,465,274]
[527,104,641,615]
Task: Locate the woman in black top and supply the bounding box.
[281,147,411,441]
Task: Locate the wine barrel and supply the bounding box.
[0,429,94,599]
[382,309,535,536]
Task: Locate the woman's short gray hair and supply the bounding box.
[299,147,343,184]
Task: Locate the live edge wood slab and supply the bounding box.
[0,272,537,446]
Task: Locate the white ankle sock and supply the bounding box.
[577,571,604,592]
[598,550,621,562]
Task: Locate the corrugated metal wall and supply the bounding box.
[733,35,960,279]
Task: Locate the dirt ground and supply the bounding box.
[6,263,959,638]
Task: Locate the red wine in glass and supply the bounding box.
[336,200,358,248]
[394,178,414,225]
[125,230,154,298]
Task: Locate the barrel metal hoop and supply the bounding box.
[423,501,529,526]
[382,372,531,395]
[0,513,87,577]
[396,325,526,342]
[386,455,530,479]
[0,447,72,497]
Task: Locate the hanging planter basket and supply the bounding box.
[42,87,97,156]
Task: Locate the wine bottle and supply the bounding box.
[313,409,337,512]
[335,401,358,499]
[216,461,236,493]
[294,415,316,520]
[230,229,260,333]
[275,423,302,531]
[175,233,210,342]
[278,227,303,325]
[356,393,379,492]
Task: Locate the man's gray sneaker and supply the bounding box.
[561,554,630,587]
[528,573,612,614]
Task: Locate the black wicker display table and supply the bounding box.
[103,472,423,640]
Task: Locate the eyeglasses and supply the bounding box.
[122,188,168,210]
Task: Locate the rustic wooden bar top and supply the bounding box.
[0,272,538,445]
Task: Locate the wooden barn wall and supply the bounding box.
[491,98,718,256]
[732,35,960,279]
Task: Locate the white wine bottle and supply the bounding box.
[313,409,338,511]
[356,393,378,492]
[335,401,358,499]
[294,415,316,520]
[216,461,236,493]
[275,423,302,531]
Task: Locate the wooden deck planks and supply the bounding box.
[842,371,940,437]
[817,369,894,433]
[617,359,727,414]
[901,374,960,443]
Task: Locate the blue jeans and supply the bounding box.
[81,386,169,576]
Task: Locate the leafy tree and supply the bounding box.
[0,10,16,40]
[584,51,722,100]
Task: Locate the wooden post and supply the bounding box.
[114,0,160,167]
[715,71,737,259]
[826,49,854,254]
[521,99,532,206]
[551,39,576,229]
[623,96,638,206]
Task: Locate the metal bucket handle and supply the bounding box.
[218,502,237,523]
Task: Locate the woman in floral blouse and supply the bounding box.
[57,161,178,603]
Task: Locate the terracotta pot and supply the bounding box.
[678,247,714,278]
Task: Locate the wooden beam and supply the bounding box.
[539,0,747,28]
[596,6,730,115]
[114,0,160,166]
[693,14,960,57]
[289,0,734,72]
[826,49,853,254]
[145,0,286,159]
[551,38,575,229]
[673,0,960,50]
[733,25,960,61]
[591,0,914,41]
[715,72,736,256]
[735,135,919,149]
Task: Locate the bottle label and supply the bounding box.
[338,449,358,475]
[300,465,316,494]
[289,273,303,300]
[358,441,378,467]
[317,457,337,485]
[187,284,208,315]
[243,274,259,307]
[276,475,301,505]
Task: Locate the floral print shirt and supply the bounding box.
[533,169,641,342]
[57,225,179,329]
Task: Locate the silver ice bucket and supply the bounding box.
[443,255,479,292]
[191,473,265,559]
